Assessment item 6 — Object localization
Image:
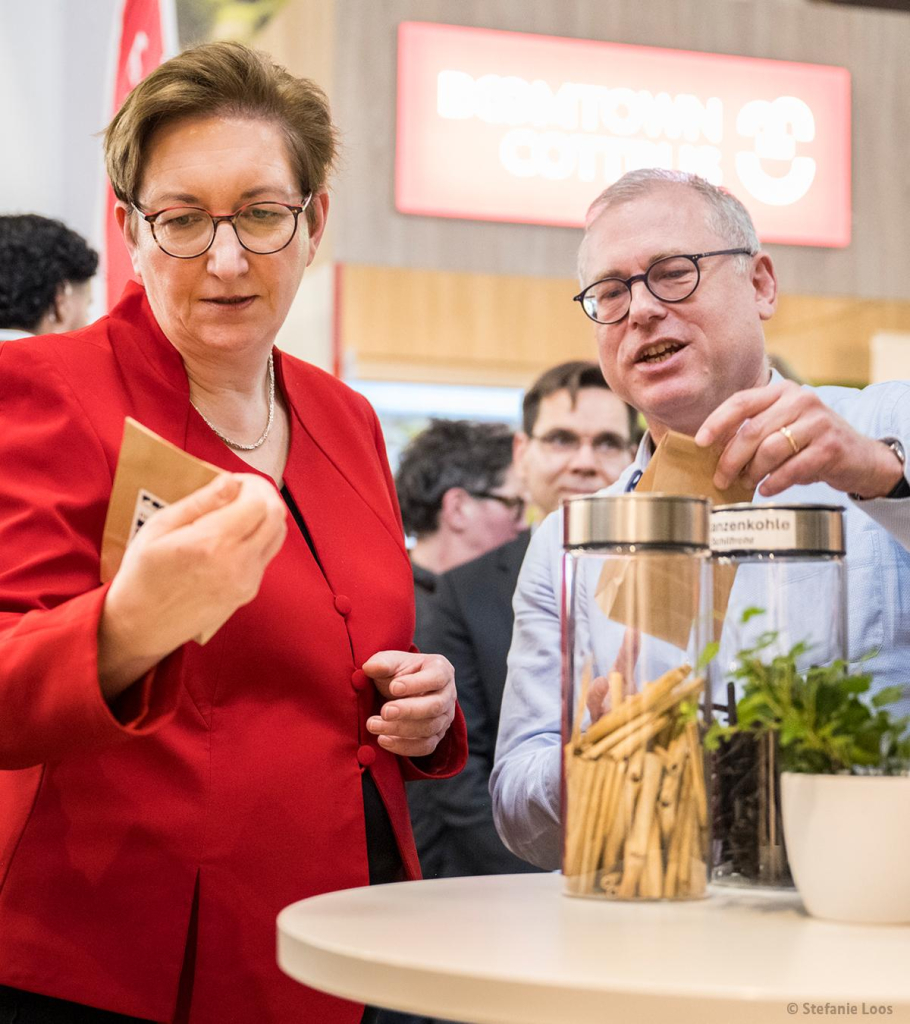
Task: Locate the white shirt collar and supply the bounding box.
[0,328,34,342]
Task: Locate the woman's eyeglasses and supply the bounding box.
[135,196,313,259]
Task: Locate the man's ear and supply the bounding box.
[114,201,143,279]
[752,252,778,322]
[439,487,471,534]
[513,432,530,486]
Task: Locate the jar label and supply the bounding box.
[710,508,798,551]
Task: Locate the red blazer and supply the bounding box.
[0,283,467,1024]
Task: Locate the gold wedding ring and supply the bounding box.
[779,425,801,457]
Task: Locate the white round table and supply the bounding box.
[277,873,910,1024]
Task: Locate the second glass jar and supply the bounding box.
[709,502,847,888]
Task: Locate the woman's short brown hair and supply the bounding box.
[104,41,336,229]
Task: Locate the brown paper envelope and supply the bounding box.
[101,417,224,644]
[638,430,754,507]
[596,430,754,650]
[595,553,703,650]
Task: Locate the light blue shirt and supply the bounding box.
[491,378,910,869]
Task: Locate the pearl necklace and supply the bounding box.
[192,350,275,451]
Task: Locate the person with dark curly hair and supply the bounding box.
[0,214,98,340]
[394,418,526,631]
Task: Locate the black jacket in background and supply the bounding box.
[408,531,542,878]
[410,559,438,655]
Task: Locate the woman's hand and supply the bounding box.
[98,472,287,699]
[362,651,456,758]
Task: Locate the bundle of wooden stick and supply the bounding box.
[563,664,708,899]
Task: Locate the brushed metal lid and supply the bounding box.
[711,503,845,556]
[563,493,711,550]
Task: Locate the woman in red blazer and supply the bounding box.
[0,41,465,1024]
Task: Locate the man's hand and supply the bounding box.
[585,629,641,721]
[695,379,904,499]
[362,651,456,758]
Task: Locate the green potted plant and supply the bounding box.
[705,622,910,924]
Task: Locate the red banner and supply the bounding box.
[396,23,852,248]
[104,0,178,310]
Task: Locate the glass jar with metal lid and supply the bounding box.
[562,493,713,900]
[709,502,846,889]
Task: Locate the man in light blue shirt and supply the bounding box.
[491,169,910,870]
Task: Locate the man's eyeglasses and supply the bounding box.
[573,248,754,325]
[468,491,527,522]
[134,196,313,259]
[531,430,631,459]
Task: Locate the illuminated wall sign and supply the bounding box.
[395,22,851,247]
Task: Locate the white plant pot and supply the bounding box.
[781,772,910,925]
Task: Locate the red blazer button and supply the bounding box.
[357,744,376,767]
[351,669,368,691]
[334,595,352,616]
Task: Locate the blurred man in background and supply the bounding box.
[0,214,98,341]
[409,362,637,883]
[514,360,638,521]
[394,418,526,647]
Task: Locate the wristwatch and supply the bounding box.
[883,437,910,498]
[852,437,909,500]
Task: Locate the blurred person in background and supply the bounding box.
[394,418,526,646]
[514,359,639,521]
[0,213,98,341]
[0,42,465,1024]
[408,363,637,884]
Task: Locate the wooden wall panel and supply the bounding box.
[340,265,596,385]
[767,294,910,384]
[340,265,910,387]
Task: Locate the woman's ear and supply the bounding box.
[305,191,330,266]
[114,201,143,280]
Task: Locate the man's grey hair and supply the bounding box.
[577,169,760,285]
